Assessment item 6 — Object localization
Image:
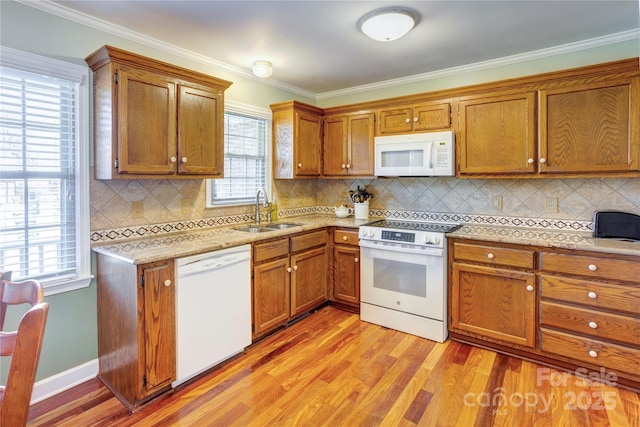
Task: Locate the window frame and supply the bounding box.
[206,101,272,208]
[0,46,92,295]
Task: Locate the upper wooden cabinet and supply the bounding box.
[458,91,537,176]
[271,101,323,179]
[538,76,640,175]
[85,45,231,180]
[377,102,451,135]
[323,112,375,176]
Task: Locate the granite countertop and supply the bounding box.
[92,214,379,265]
[448,225,640,257]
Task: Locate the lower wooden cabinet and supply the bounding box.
[252,230,328,339]
[96,255,176,410]
[331,229,360,308]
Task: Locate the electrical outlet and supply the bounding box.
[492,195,503,211]
[181,198,193,215]
[545,197,558,213]
[131,200,144,219]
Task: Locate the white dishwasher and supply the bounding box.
[174,244,252,386]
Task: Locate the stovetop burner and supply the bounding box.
[366,220,461,233]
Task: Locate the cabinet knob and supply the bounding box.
[346,164,351,169]
[487,253,495,259]
[588,350,598,358]
[297,163,302,168]
[354,257,359,263]
[405,118,411,123]
[343,236,348,241]
[527,158,534,164]
[170,156,177,163]
[588,321,598,329]
[588,291,597,299]
[588,264,597,271]
[293,265,298,271]
[181,157,188,163]
[164,279,171,287]
[539,158,547,164]
[413,117,418,123]
[287,267,292,273]
[341,164,346,168]
[526,285,534,292]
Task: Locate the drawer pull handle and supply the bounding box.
[588,350,598,358]
[354,257,359,263]
[526,285,534,292]
[487,253,495,259]
[588,321,598,329]
[588,291,597,299]
[588,264,597,271]
[343,236,348,241]
[164,279,172,287]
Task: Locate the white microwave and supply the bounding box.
[374,130,455,177]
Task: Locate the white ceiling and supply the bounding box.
[30,1,640,96]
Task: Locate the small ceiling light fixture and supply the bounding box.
[252,60,273,78]
[358,7,417,42]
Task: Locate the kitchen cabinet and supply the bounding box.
[331,229,360,309]
[271,100,323,179]
[96,255,176,410]
[538,76,640,174]
[252,230,327,338]
[539,252,640,382]
[457,91,537,175]
[323,112,375,176]
[376,101,451,135]
[85,45,231,180]
[450,241,536,348]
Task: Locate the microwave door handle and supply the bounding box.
[427,140,434,169]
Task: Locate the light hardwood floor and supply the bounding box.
[28,306,639,426]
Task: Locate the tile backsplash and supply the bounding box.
[90,169,640,232]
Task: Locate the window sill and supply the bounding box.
[43,275,94,296]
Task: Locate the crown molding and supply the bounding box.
[316,29,640,100]
[16,1,639,102]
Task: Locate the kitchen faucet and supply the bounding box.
[255,188,269,225]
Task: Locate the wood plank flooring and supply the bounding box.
[28,307,639,426]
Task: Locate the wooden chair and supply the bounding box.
[0,271,11,282]
[0,279,44,331]
[0,302,49,426]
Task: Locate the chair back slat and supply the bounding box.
[0,279,44,331]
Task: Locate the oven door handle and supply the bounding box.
[359,239,444,256]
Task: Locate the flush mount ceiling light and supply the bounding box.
[358,7,417,42]
[252,60,273,78]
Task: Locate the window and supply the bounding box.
[0,47,92,295]
[207,102,271,206]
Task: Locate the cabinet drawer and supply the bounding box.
[540,274,640,314]
[291,230,327,253]
[540,328,640,378]
[334,229,359,246]
[254,239,289,263]
[540,301,640,346]
[540,252,640,282]
[453,242,535,269]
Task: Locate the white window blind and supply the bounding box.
[0,47,92,295]
[207,104,271,206]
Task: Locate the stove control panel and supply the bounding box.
[381,230,415,242]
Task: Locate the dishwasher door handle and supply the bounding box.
[178,255,250,278]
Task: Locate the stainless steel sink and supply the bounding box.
[264,223,301,230]
[234,226,275,233]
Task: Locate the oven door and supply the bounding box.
[359,240,445,320]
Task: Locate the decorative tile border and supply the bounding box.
[90,206,593,244]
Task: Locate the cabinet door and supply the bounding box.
[294,111,322,176]
[253,257,290,337]
[333,245,360,305]
[413,102,451,132]
[323,115,348,176]
[377,107,413,134]
[139,260,175,397]
[539,77,640,174]
[177,85,224,176]
[458,92,536,175]
[347,113,375,176]
[291,247,327,317]
[451,263,536,348]
[117,66,177,175]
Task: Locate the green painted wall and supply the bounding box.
[0,0,638,384]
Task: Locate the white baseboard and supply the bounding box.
[31,359,99,404]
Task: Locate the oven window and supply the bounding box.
[380,149,424,168]
[373,258,426,297]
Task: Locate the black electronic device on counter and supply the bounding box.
[593,211,640,240]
